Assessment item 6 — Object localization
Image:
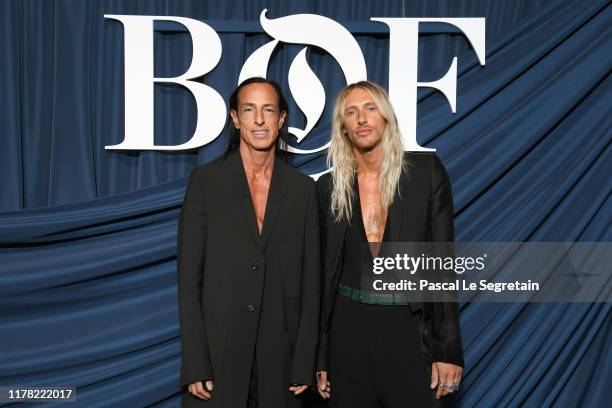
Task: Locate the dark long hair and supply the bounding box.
[226,77,290,155]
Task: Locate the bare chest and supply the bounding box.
[247,176,271,234]
[358,178,387,244]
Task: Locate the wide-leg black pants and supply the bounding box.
[329,294,435,408]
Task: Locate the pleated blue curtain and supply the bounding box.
[2,0,571,211]
[0,0,610,407]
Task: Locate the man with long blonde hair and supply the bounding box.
[316,81,463,407]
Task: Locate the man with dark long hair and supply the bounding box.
[177,77,320,407]
[316,81,464,407]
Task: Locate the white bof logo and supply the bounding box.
[104,10,485,154]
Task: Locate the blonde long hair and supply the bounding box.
[327,81,406,222]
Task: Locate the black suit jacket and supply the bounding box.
[317,152,464,372]
[177,150,320,407]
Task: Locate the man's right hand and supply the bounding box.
[316,371,331,399]
[188,380,214,400]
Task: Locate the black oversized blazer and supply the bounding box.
[316,152,464,372]
[177,150,320,407]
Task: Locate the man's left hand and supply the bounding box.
[288,384,308,395]
[430,362,462,399]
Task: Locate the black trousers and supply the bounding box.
[329,294,435,408]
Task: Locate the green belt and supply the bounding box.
[338,283,411,306]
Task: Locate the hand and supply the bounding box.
[316,371,331,399]
[188,380,214,400]
[288,384,308,395]
[430,362,462,399]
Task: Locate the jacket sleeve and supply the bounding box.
[429,155,465,367]
[290,181,321,386]
[177,169,213,386]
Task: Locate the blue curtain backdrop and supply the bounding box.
[1,0,610,407]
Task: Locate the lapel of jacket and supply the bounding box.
[389,162,410,243]
[259,158,284,250]
[228,150,285,251]
[229,150,264,250]
[388,161,423,311]
[329,213,347,267]
[327,177,348,277]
